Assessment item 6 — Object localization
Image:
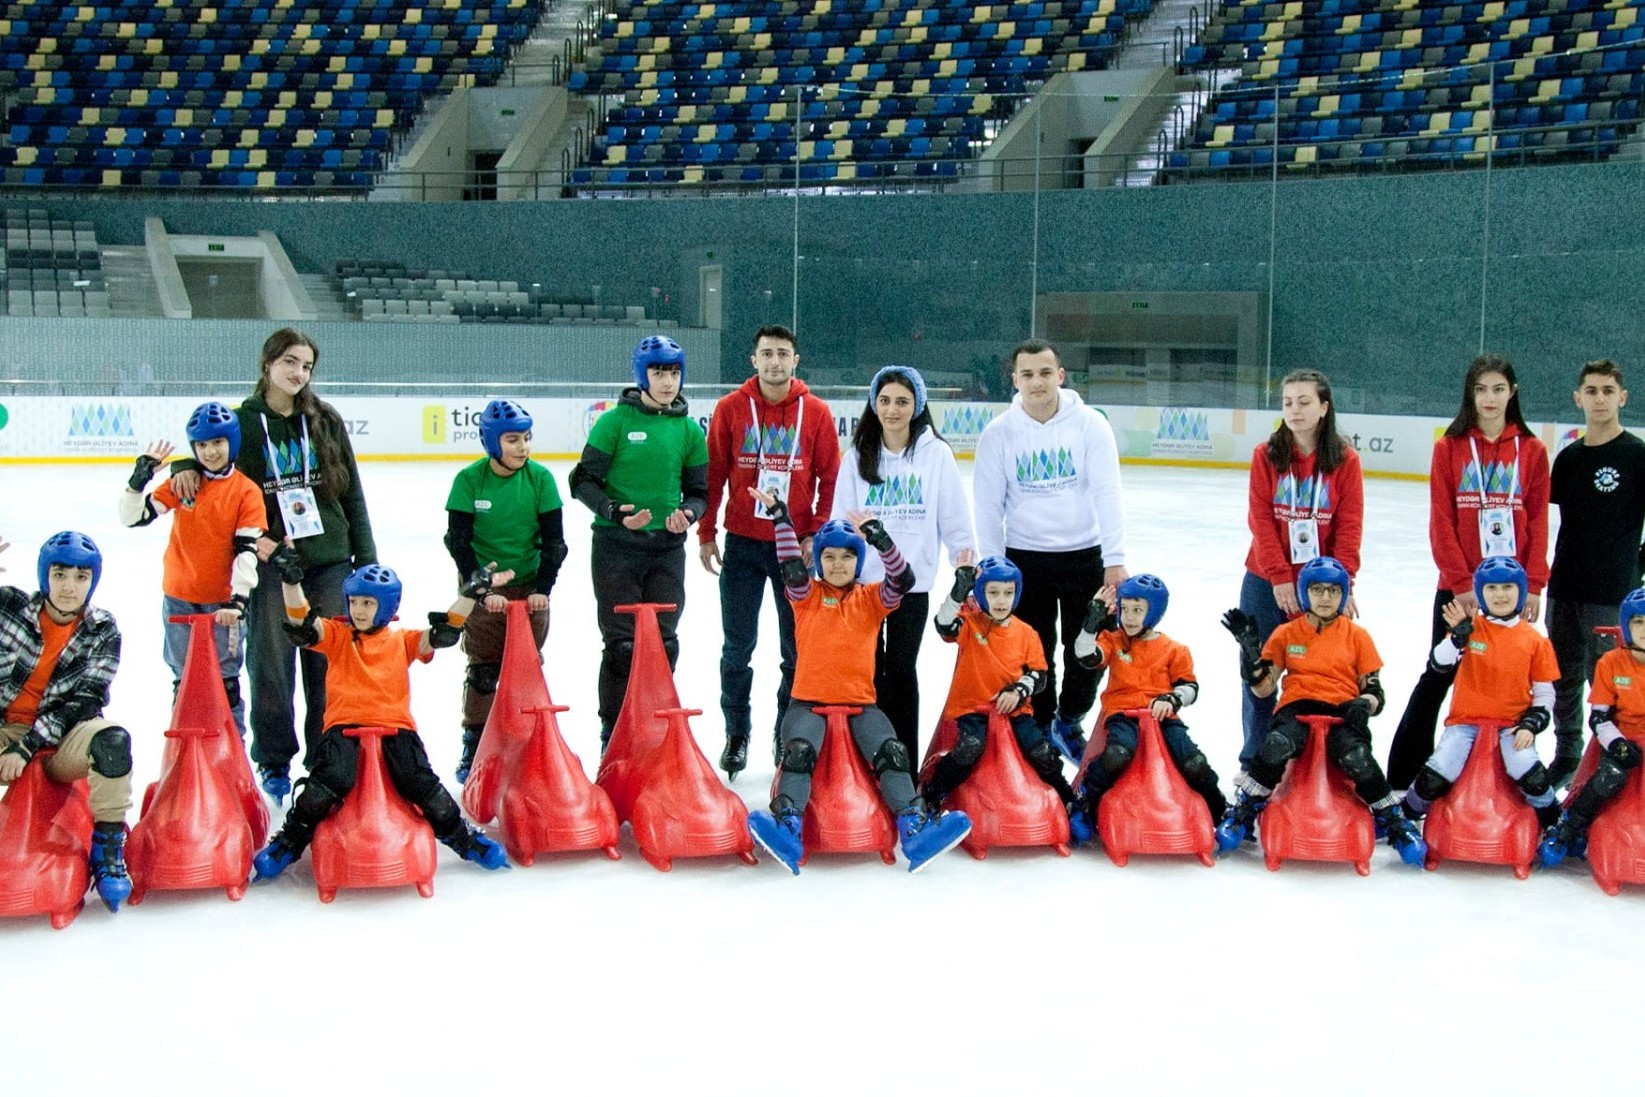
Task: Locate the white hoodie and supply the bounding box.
[832,431,976,593]
[972,388,1127,562]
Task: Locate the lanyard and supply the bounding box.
[1285,470,1323,520]
[260,412,311,488]
[1467,435,1520,507]
[749,394,804,472]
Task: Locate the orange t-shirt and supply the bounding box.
[3,611,76,729]
[152,472,265,603]
[940,608,1047,721]
[1262,614,1382,707]
[1444,616,1559,726]
[311,623,431,732]
[790,581,893,706]
[1095,630,1196,726]
[1590,648,1645,743]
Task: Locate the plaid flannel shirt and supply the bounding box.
[0,586,121,751]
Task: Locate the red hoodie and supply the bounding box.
[1244,442,1364,585]
[1428,424,1550,595]
[701,376,841,544]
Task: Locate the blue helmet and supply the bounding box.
[632,335,685,391]
[38,531,102,599]
[1473,555,1527,618]
[342,564,402,629]
[186,401,241,464]
[1117,573,1169,631]
[812,519,866,580]
[972,555,1022,611]
[1621,588,1645,644]
[1297,556,1350,615]
[479,399,532,463]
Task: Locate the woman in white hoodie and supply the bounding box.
[833,366,977,764]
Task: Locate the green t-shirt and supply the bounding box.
[585,401,709,531]
[445,458,562,584]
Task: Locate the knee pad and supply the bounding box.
[1516,762,1553,799]
[1329,732,1378,784]
[420,787,462,836]
[780,738,817,776]
[1590,752,1634,801]
[950,731,986,768]
[873,738,912,778]
[607,640,635,668]
[1412,766,1453,805]
[465,661,501,696]
[221,678,241,712]
[1178,750,1214,787]
[290,776,345,822]
[1025,737,1064,780]
[88,726,132,779]
[1097,741,1134,776]
[1257,724,1303,769]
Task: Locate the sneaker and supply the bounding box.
[1538,811,1585,869]
[444,826,510,871]
[88,823,131,913]
[719,732,750,781]
[257,764,292,806]
[1375,805,1428,867]
[252,834,302,881]
[1047,716,1088,766]
[749,810,804,874]
[1214,791,1265,854]
[896,808,972,874]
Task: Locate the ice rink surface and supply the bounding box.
[5,458,1643,1096]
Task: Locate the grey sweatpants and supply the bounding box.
[773,702,918,817]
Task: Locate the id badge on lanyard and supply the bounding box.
[1287,472,1322,564]
[264,413,325,540]
[1469,437,1518,559]
[750,394,803,522]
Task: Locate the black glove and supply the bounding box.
[1514,706,1551,736]
[1082,597,1116,635]
[1610,737,1643,768]
[281,608,320,648]
[1221,608,1270,684]
[268,542,305,585]
[859,518,894,554]
[1,731,46,765]
[1448,614,1474,647]
[128,453,159,492]
[1343,696,1375,733]
[948,565,977,604]
[459,563,497,600]
[762,494,791,527]
[227,593,249,618]
[427,611,462,649]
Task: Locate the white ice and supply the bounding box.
[5,460,1641,1097]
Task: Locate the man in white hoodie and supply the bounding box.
[973,339,1129,763]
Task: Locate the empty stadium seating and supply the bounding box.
[1175,0,1645,174]
[2,208,110,317]
[334,258,661,325]
[570,0,1158,187]
[0,0,543,191]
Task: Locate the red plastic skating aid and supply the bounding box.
[597,602,682,823]
[0,751,93,929]
[127,726,255,902]
[1260,715,1376,875]
[1097,708,1215,867]
[1421,717,1538,879]
[310,726,438,902]
[630,708,756,871]
[463,599,554,825]
[770,705,897,866]
[1586,741,1645,897]
[493,705,621,865]
[145,613,268,846]
[931,707,1069,860]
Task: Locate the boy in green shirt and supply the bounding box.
[444,399,568,782]
[570,336,710,746]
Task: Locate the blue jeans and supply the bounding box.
[1238,571,1288,768]
[717,533,796,738]
[161,594,247,737]
[247,557,348,773]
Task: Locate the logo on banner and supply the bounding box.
[940,404,994,439]
[1150,408,1213,458]
[422,405,482,446]
[63,403,135,453]
[583,400,616,439]
[0,403,8,432]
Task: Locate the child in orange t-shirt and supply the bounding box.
[1540,586,1645,866]
[250,549,509,879]
[744,487,971,875]
[921,557,1075,814]
[119,402,265,734]
[1400,557,1561,826]
[1069,574,1226,838]
[1220,555,1425,863]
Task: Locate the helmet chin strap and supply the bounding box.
[42,592,84,621]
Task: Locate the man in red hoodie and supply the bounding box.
[700,324,841,778]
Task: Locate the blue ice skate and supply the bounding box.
[252,834,302,881]
[749,810,804,875]
[1047,716,1088,767]
[1067,799,1095,848]
[446,827,510,871]
[1538,812,1587,869]
[1375,806,1428,867]
[897,808,972,874]
[88,824,131,913]
[1214,791,1265,854]
[257,764,291,806]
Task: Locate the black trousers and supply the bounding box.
[285,725,462,845]
[590,526,686,733]
[1384,590,1457,791]
[1008,545,1105,727]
